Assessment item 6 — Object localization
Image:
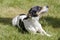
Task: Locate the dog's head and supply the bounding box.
[28,6,49,17]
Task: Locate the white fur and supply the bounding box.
[12,15,19,26]
[12,6,52,37]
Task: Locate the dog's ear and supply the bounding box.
[28,6,42,17]
[28,8,37,14]
[28,8,37,17]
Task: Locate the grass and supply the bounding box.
[0,0,60,40]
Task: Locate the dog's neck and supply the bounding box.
[23,16,40,22]
[23,13,40,21]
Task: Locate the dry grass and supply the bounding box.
[0,7,27,18]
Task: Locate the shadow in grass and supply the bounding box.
[0,17,12,25]
[16,26,29,34]
[58,37,60,40]
[0,17,28,34]
[40,16,60,28]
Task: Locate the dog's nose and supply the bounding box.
[46,6,49,8]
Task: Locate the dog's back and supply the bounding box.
[12,14,27,26]
[12,14,28,32]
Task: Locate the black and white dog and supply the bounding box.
[12,6,51,37]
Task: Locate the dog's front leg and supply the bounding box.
[34,21,51,37]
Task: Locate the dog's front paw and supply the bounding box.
[46,34,52,37]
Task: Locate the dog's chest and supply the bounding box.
[23,17,39,30]
[23,19,35,26]
[32,17,39,21]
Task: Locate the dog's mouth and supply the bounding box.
[37,6,49,15]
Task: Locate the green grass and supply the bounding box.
[0,0,60,40]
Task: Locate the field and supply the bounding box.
[0,0,60,40]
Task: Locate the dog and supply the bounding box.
[12,6,51,37]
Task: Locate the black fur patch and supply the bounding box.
[23,16,29,20]
[28,6,42,17]
[19,19,28,32]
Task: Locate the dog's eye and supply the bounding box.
[38,7,42,12]
[32,10,36,13]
